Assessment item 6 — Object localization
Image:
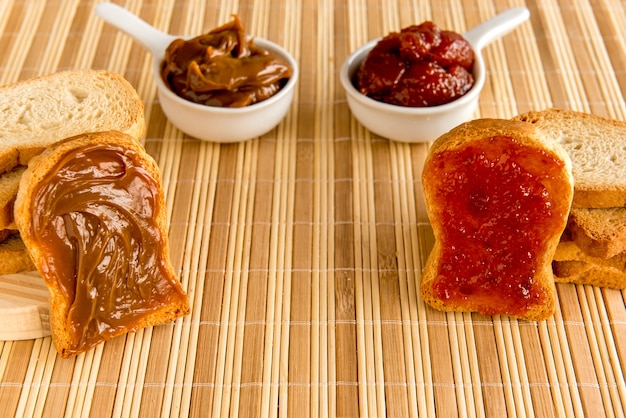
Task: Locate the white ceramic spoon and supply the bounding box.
[95,2,178,61]
[463,7,530,52]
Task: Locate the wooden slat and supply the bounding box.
[0,0,625,416]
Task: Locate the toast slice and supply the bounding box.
[553,260,626,289]
[0,70,146,232]
[513,108,626,208]
[14,131,189,357]
[0,229,33,275]
[0,166,26,229]
[566,207,626,259]
[554,238,626,268]
[553,238,626,288]
[0,69,145,174]
[421,118,573,321]
[0,235,36,274]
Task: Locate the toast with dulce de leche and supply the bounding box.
[14,131,190,357]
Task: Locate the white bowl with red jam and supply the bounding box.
[96,2,298,143]
[155,36,298,143]
[340,7,529,143]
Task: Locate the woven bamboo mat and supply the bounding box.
[1,0,626,416]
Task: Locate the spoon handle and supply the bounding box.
[463,7,530,52]
[95,2,176,56]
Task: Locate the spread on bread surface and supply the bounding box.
[422,135,571,318]
[16,132,189,356]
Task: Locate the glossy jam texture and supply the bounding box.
[31,144,187,353]
[357,21,475,107]
[424,136,570,316]
[161,15,292,107]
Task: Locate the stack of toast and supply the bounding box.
[0,70,191,357]
[0,69,146,274]
[420,109,626,320]
[514,108,626,289]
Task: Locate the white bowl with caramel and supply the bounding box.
[96,2,298,143]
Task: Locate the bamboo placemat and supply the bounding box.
[1,0,626,416]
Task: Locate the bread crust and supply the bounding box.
[421,118,573,321]
[553,238,626,288]
[14,131,189,357]
[553,260,626,288]
[0,235,35,274]
[565,207,626,259]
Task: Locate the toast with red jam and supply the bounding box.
[421,118,573,321]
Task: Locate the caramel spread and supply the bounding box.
[161,15,292,107]
[424,136,570,317]
[30,143,186,351]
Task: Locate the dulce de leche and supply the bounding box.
[21,133,189,356]
[161,14,292,107]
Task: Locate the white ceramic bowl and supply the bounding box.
[340,40,484,143]
[153,39,298,143]
[340,7,530,143]
[96,2,298,143]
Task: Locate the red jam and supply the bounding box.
[356,21,474,107]
[424,136,570,316]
